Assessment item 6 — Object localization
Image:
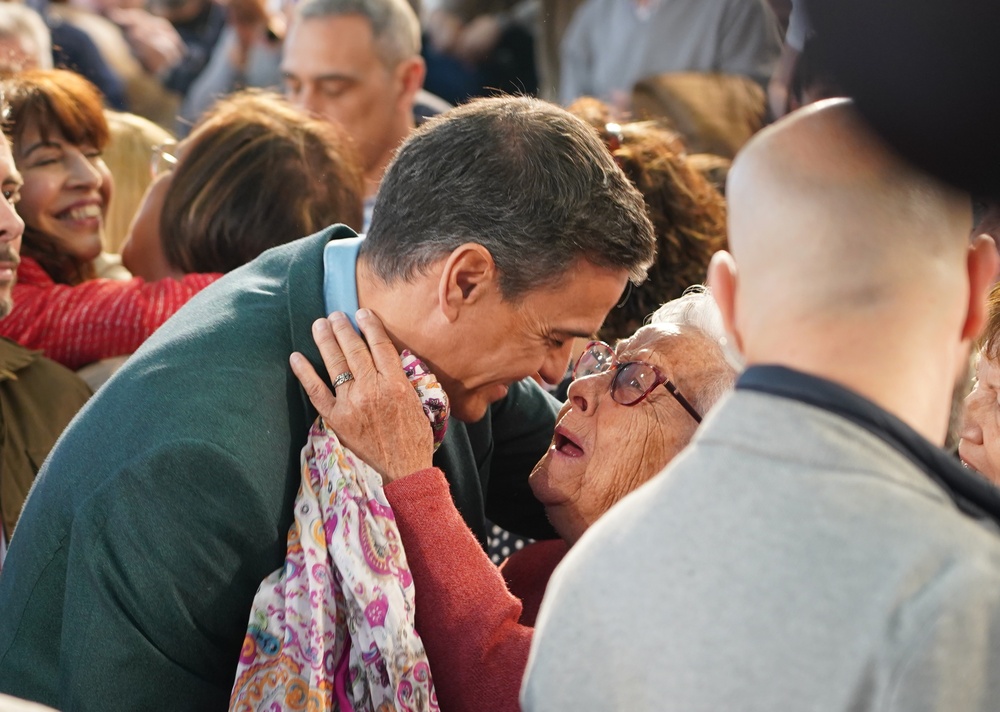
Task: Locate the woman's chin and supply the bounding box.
[71,234,106,264]
[957,448,998,484]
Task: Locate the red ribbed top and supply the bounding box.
[0,257,220,370]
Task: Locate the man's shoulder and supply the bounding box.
[578,387,999,560]
[137,230,337,354]
[0,338,90,403]
[692,388,914,475]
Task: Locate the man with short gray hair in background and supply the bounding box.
[282,0,433,225]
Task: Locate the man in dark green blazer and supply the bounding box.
[0,97,655,709]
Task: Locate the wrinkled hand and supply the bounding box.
[289,309,434,483]
[110,8,186,75]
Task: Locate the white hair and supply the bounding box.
[648,285,742,412]
[0,4,52,71]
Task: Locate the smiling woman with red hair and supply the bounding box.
[0,69,217,370]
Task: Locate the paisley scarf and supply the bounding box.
[230,351,448,711]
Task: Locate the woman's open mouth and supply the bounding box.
[553,427,585,457]
[55,202,103,229]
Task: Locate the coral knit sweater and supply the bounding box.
[0,257,219,370]
[384,467,569,712]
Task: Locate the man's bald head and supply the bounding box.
[726,99,971,324]
[711,98,999,445]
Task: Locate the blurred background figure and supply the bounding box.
[101,109,173,253]
[0,69,217,372]
[43,0,181,126]
[0,2,52,71]
[421,0,538,104]
[630,71,767,159]
[558,0,781,110]
[177,0,284,133]
[122,90,364,279]
[766,0,807,119]
[568,98,728,344]
[9,0,128,109]
[960,281,1000,485]
[111,0,225,98]
[281,0,426,223]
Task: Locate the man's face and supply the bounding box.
[282,14,405,176]
[121,171,173,280]
[0,135,24,318]
[418,259,630,423]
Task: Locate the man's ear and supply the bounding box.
[707,250,744,354]
[395,56,426,108]
[438,243,497,323]
[961,234,1000,342]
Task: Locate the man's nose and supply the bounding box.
[67,151,103,188]
[537,341,574,386]
[0,200,24,244]
[960,389,987,445]
[293,85,324,119]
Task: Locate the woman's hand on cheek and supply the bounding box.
[289,309,434,483]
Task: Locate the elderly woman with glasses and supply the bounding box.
[960,281,1000,484]
[290,286,738,711]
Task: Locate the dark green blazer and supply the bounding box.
[0,226,558,710]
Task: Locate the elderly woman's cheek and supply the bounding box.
[596,416,669,516]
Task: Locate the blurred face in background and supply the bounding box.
[121,140,180,281]
[0,133,24,317]
[0,35,40,73]
[14,124,112,265]
[281,13,422,193]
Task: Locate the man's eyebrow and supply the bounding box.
[553,329,596,340]
[281,70,357,83]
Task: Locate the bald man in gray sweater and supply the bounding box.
[522,99,1000,712]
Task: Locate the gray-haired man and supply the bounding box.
[282,0,428,212]
[0,96,654,709]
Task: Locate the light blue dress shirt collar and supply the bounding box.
[322,235,364,329]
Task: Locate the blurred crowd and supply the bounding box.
[0,0,998,710]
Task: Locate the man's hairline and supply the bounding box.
[289,10,411,71]
[358,245,629,303]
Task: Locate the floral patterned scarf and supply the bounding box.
[230,351,448,711]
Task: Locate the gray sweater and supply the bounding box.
[523,386,1000,711]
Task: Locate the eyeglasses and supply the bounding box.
[151,141,178,178]
[572,340,702,423]
[603,122,624,152]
